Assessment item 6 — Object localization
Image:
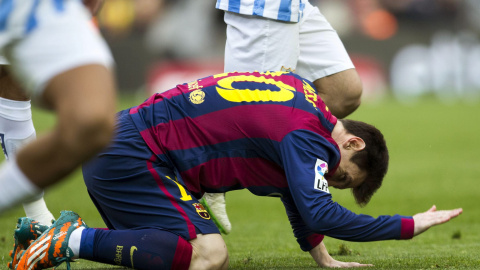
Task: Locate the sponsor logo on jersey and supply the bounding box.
[314,159,330,193]
[193,203,211,219]
[189,89,205,104]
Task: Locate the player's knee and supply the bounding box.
[314,71,363,118]
[190,234,229,270]
[336,82,362,118]
[59,110,115,157]
[75,112,115,151]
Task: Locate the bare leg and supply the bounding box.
[313,69,363,119]
[0,66,29,101]
[0,66,54,224]
[0,0,116,214]
[16,64,116,188]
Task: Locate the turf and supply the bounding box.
[0,96,479,269]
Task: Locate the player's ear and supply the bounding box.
[344,137,365,151]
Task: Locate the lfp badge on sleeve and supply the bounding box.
[314,159,330,193]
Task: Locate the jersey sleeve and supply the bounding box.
[279,130,414,246]
[281,195,324,251]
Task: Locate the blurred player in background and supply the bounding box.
[203,0,364,234]
[0,0,116,219]
[14,71,461,270]
[0,65,55,226]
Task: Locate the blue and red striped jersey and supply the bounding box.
[130,71,339,196]
[129,71,414,250]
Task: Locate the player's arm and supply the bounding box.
[281,194,373,268]
[280,130,461,241]
[307,206,462,268]
[281,191,370,267]
[281,195,324,251]
[282,195,372,267]
[280,131,408,241]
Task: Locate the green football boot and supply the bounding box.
[8,217,49,269]
[15,211,88,270]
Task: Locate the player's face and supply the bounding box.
[327,158,366,190]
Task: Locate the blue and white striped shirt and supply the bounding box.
[0,0,71,35]
[216,0,306,22]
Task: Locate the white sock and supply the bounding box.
[68,227,86,259]
[0,159,41,213]
[0,97,54,221]
[0,97,36,160]
[22,193,55,225]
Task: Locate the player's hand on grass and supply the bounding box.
[413,205,463,236]
[319,258,373,268]
[310,242,373,268]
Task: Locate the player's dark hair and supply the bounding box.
[339,119,389,206]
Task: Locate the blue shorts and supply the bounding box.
[82,110,219,240]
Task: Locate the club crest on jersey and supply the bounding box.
[189,89,205,104]
[193,203,211,219]
[314,159,330,193]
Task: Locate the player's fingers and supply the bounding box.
[430,209,463,225]
[414,209,461,235]
[431,214,453,225]
[451,208,463,216]
[442,209,463,220]
[436,209,463,219]
[427,205,437,212]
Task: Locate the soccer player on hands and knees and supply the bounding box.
[14,71,462,270]
[0,0,116,216]
[204,0,365,234]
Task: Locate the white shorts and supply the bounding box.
[0,0,113,97]
[224,1,354,82]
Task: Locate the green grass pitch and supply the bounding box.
[0,95,479,269]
